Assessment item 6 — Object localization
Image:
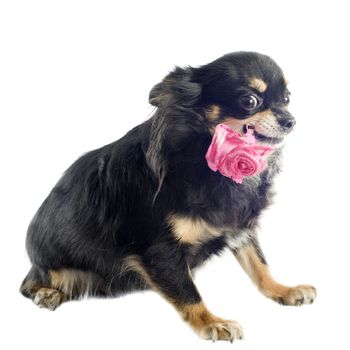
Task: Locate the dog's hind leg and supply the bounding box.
[20,265,65,310]
[20,265,109,310]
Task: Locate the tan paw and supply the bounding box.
[277,285,317,306]
[199,320,244,342]
[34,288,65,311]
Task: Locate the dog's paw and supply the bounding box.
[277,285,317,306]
[33,288,65,311]
[199,320,244,342]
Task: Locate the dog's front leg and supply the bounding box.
[231,236,317,306]
[124,242,243,342]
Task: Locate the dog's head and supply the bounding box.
[149,52,295,145]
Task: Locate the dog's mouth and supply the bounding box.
[243,124,284,145]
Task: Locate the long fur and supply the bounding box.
[21,51,292,312]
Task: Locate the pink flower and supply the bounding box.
[205,124,274,184]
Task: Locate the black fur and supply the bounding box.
[21,52,293,309]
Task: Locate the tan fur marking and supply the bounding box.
[122,256,156,290]
[179,302,244,341]
[234,245,317,305]
[179,302,223,330]
[168,215,221,244]
[205,105,221,121]
[235,245,288,298]
[223,109,273,129]
[50,269,106,298]
[249,78,267,93]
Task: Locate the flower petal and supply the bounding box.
[205,123,275,184]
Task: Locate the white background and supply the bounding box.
[1,1,349,349]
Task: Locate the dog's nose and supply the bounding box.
[278,117,296,131]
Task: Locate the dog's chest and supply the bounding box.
[169,179,268,267]
[190,151,280,228]
[168,197,257,247]
[180,226,252,269]
[168,151,280,256]
[167,174,273,268]
[191,173,272,228]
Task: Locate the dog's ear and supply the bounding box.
[146,112,167,203]
[149,66,201,107]
[147,66,202,202]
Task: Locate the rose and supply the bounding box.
[220,150,262,183]
[205,124,274,184]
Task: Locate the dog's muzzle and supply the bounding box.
[274,109,296,134]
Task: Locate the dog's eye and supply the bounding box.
[283,92,290,104]
[239,95,259,111]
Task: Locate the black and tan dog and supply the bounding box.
[20,52,316,342]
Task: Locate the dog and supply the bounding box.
[20,52,316,342]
